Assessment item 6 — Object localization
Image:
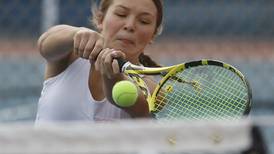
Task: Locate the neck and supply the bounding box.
[127,55,141,65]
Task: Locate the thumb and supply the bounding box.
[111,50,126,60]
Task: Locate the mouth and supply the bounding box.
[117,38,135,45]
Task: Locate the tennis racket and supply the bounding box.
[117,58,252,121]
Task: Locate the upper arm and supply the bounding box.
[37,25,79,80]
[38,25,79,62]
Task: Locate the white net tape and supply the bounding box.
[0,119,260,154]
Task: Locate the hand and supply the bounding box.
[73,27,104,61]
[95,48,126,79]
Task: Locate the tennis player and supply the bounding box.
[35,0,163,123]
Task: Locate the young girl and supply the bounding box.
[35,0,163,123]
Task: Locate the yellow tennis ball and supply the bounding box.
[112,81,138,107]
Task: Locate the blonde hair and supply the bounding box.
[91,0,163,67]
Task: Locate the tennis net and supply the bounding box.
[0,116,273,154]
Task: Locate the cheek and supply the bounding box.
[137,28,154,45]
[102,17,120,39]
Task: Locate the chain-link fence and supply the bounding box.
[0,0,274,122]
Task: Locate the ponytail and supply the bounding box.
[138,53,161,67]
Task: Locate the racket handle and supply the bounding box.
[116,57,128,72]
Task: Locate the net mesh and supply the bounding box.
[0,0,273,122]
[0,118,270,154]
[1,117,273,154]
[0,0,274,153]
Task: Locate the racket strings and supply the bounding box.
[155,75,243,116]
[180,69,246,117]
[154,65,248,120]
[187,66,247,108]
[180,86,239,119]
[180,76,244,118]
[156,86,236,120]
[160,90,222,120]
[156,84,240,120]
[207,67,248,107]
[202,68,247,107]
[156,87,216,119]
[212,67,247,97]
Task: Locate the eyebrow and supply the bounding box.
[115,5,154,17]
[115,5,129,11]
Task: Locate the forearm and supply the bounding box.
[103,75,150,118]
[38,25,80,62]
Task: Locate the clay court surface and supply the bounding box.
[0,38,273,61]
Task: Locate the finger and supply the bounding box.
[73,34,81,56]
[95,48,108,71]
[100,49,114,78]
[111,50,126,60]
[78,34,89,58]
[112,59,120,74]
[110,50,125,75]
[89,37,104,61]
[104,50,116,78]
[83,38,96,59]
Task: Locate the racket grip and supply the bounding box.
[116,57,127,72]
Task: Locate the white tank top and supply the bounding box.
[35,58,131,124]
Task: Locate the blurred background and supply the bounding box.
[0,0,274,122]
[0,0,273,152]
[0,0,274,144]
[2,0,273,121]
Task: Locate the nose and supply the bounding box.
[123,16,136,32]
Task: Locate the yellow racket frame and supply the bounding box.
[121,59,251,117]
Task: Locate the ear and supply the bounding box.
[95,12,104,31]
[149,35,156,44]
[97,22,103,31]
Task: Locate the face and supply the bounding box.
[97,0,158,63]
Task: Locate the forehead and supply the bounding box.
[111,0,157,15]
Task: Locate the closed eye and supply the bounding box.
[140,20,151,25]
[115,12,127,18]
